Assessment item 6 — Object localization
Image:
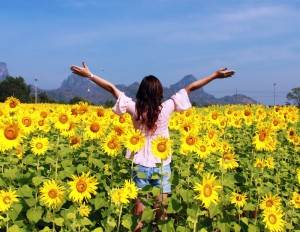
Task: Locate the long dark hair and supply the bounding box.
[135,75,163,132]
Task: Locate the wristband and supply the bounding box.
[88,73,94,81]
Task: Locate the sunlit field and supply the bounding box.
[0,97,299,232]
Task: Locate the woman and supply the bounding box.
[70,62,235,231]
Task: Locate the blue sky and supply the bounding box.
[1,0,300,105]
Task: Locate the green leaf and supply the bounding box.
[94,194,109,210]
[137,172,147,179]
[92,228,104,232]
[141,206,155,222]
[53,217,64,227]
[25,197,38,207]
[26,206,43,223]
[3,167,21,180]
[8,225,21,232]
[80,217,92,226]
[17,185,33,198]
[217,221,230,232]
[158,218,175,232]
[10,203,23,222]
[32,176,45,186]
[122,214,132,230]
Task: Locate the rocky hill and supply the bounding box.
[45,74,258,105]
[1,61,258,105]
[0,62,9,81]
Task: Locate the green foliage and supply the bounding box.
[0,76,30,102]
[287,87,300,107]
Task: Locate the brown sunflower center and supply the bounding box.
[259,131,267,141]
[236,196,242,201]
[76,181,87,193]
[273,120,279,126]
[4,125,18,140]
[71,137,79,145]
[22,117,32,127]
[266,200,273,207]
[97,109,105,117]
[48,189,58,199]
[211,113,218,120]
[268,214,277,225]
[186,136,195,146]
[40,111,48,118]
[203,184,212,197]
[130,136,139,145]
[224,155,231,164]
[59,114,68,124]
[157,142,167,152]
[3,196,12,205]
[244,110,251,116]
[108,140,117,150]
[200,145,206,152]
[183,125,190,132]
[119,116,125,123]
[9,101,17,108]
[36,142,43,149]
[90,123,100,133]
[38,120,45,126]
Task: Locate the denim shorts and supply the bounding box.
[132,164,171,193]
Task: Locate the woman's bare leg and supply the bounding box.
[153,193,168,222]
[133,197,146,232]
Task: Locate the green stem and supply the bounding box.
[193,204,200,232]
[117,204,123,232]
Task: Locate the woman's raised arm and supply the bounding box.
[70,62,120,99]
[185,67,235,94]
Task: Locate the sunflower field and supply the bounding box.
[0,96,300,232]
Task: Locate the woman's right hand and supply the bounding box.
[70,62,92,78]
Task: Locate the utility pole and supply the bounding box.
[34,78,38,103]
[273,83,276,106]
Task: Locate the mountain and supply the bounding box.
[1,61,258,105]
[0,62,9,81]
[45,74,258,105]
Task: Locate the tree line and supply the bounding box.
[0,75,299,107]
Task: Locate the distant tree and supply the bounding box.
[286,87,300,107]
[0,76,30,102]
[104,100,115,108]
[69,96,88,105]
[38,92,57,103]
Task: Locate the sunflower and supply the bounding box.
[68,171,98,204]
[286,127,297,143]
[231,192,247,208]
[53,107,73,131]
[208,110,223,125]
[39,179,65,209]
[123,179,138,199]
[179,129,200,154]
[36,118,51,133]
[260,192,281,212]
[195,140,211,159]
[69,135,82,150]
[78,203,91,217]
[194,172,222,208]
[30,136,49,156]
[252,125,277,151]
[0,118,24,152]
[123,129,145,153]
[218,152,239,170]
[194,162,204,174]
[110,188,129,205]
[254,158,265,169]
[262,207,285,232]
[83,115,107,140]
[102,133,122,157]
[290,192,300,209]
[5,97,20,112]
[297,169,300,184]
[0,188,19,212]
[18,111,36,135]
[151,135,173,161]
[265,156,275,169]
